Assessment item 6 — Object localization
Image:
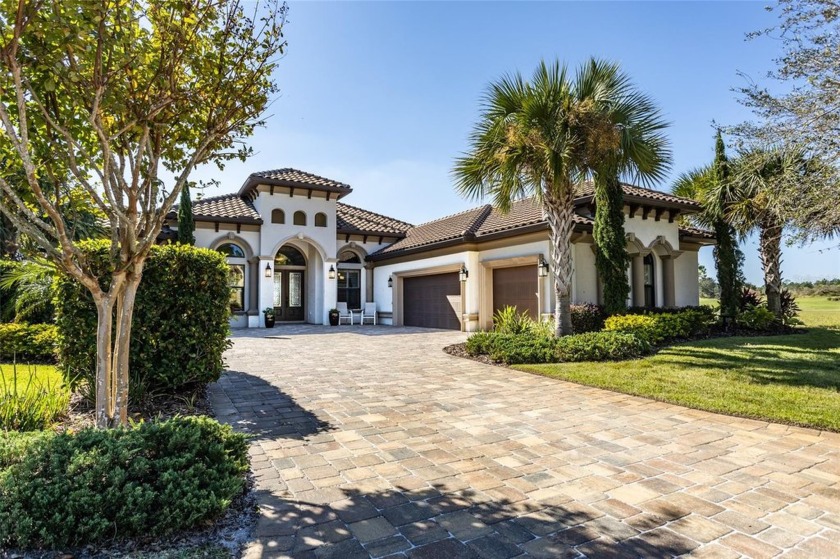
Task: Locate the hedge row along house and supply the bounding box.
[164,168,715,331]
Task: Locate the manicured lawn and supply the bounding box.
[516,296,840,431]
[0,363,63,395]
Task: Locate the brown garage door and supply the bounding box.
[403,273,461,330]
[493,265,538,319]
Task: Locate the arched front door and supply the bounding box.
[274,245,306,321]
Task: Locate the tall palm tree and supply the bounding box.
[723,145,811,317]
[573,60,671,315]
[453,61,586,335]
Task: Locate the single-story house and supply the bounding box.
[166,168,715,331]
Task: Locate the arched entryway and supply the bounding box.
[273,245,307,322]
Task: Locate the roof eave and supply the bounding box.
[193,215,264,225]
[238,175,353,199]
[575,194,701,214]
[336,227,407,239]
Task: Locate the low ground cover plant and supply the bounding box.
[0,416,248,550]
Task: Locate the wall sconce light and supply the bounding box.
[328,265,336,280]
[388,276,393,288]
[538,255,549,278]
[265,262,272,278]
[459,264,469,282]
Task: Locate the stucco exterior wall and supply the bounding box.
[574,242,598,305]
[674,249,701,307]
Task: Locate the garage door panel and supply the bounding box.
[403,273,461,330]
[493,266,538,319]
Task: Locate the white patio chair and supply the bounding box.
[337,302,353,325]
[360,302,377,325]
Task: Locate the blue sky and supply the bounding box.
[188,1,839,283]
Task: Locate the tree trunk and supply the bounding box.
[759,218,784,318]
[543,188,576,336]
[94,295,118,428]
[112,267,143,425]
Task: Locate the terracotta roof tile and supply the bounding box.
[476,197,591,236]
[190,194,262,223]
[575,181,701,209]
[374,205,492,255]
[249,168,352,192]
[336,203,413,236]
[679,225,716,239]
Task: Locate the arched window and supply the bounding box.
[217,243,246,312]
[314,212,327,227]
[216,243,245,258]
[293,211,306,226]
[271,209,285,224]
[275,245,306,267]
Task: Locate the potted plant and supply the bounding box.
[263,307,276,328]
[328,308,340,326]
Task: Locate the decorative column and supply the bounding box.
[258,256,275,327]
[661,256,676,307]
[632,255,646,307]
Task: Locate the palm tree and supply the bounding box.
[723,145,811,317]
[573,60,671,315]
[453,61,585,335]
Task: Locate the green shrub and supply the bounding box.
[492,306,533,335]
[605,308,715,345]
[555,331,650,362]
[570,303,606,333]
[780,289,802,326]
[0,259,18,323]
[486,334,558,364]
[1,364,69,431]
[54,241,232,400]
[738,306,777,331]
[465,331,494,356]
[0,416,248,549]
[0,323,57,363]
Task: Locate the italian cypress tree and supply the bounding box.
[593,173,630,314]
[177,183,196,246]
[711,132,741,321]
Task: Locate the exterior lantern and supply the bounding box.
[459,265,469,282]
[538,255,549,278]
[328,265,336,280]
[265,262,272,278]
[388,275,393,288]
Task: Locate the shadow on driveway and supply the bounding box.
[249,483,697,558]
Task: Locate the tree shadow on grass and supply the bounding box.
[209,370,333,442]
[656,327,840,390]
[246,483,698,558]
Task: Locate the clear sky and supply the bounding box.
[187,1,840,283]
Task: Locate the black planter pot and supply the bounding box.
[328,311,340,326]
[264,315,275,328]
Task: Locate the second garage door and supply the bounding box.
[493,265,538,319]
[403,273,461,330]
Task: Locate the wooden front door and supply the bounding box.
[273,270,305,321]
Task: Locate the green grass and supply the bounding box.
[516,296,840,431]
[0,363,69,431]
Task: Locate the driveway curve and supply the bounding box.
[210,326,840,559]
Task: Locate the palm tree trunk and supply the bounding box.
[544,188,575,336]
[759,217,784,318]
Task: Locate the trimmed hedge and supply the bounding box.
[0,416,248,549]
[465,331,650,365]
[54,241,232,399]
[604,307,716,345]
[0,324,57,363]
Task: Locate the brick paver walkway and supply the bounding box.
[210,326,840,558]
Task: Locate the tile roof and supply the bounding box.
[373,205,492,256]
[241,168,353,197]
[475,198,591,236]
[189,194,262,224]
[575,181,701,210]
[336,203,413,236]
[679,225,716,239]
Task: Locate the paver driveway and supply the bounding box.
[210,326,840,558]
